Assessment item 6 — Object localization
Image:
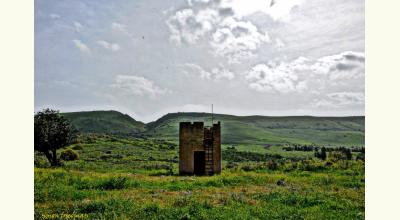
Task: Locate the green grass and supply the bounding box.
[35,168,364,219]
[35,135,364,219]
[223,145,315,159]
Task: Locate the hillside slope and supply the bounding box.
[146,112,365,146]
[62,110,364,146]
[62,110,145,135]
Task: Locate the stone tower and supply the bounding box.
[179,121,221,175]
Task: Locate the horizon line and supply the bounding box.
[58,109,365,124]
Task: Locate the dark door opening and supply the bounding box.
[193,151,205,175]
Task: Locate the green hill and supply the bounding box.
[145,112,364,146]
[62,111,364,146]
[62,110,145,135]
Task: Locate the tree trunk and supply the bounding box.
[50,149,58,167]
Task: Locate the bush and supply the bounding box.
[223,150,282,162]
[267,160,278,170]
[97,176,129,190]
[315,147,327,160]
[297,160,325,171]
[282,161,298,171]
[100,154,124,160]
[356,152,365,161]
[327,151,347,163]
[226,162,239,169]
[241,165,255,171]
[60,149,79,161]
[142,164,170,170]
[34,152,50,168]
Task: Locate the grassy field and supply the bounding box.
[34,134,365,219]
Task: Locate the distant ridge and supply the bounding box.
[62,110,364,146]
[62,110,145,135]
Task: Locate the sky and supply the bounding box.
[35,0,364,123]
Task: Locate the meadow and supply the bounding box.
[34,134,364,220]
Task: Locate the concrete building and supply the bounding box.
[179,121,221,175]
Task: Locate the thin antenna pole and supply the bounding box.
[211,104,213,125]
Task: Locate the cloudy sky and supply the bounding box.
[35,0,364,122]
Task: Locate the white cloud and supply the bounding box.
[112,22,128,33]
[183,63,235,80]
[245,51,364,94]
[211,17,270,63]
[96,40,121,51]
[111,75,171,98]
[166,0,272,63]
[219,0,304,21]
[49,13,60,19]
[72,40,90,53]
[188,0,212,6]
[166,8,221,44]
[266,0,304,21]
[210,67,235,80]
[220,0,269,18]
[311,51,365,80]
[245,63,306,93]
[51,80,78,88]
[275,38,285,48]
[314,92,364,108]
[328,92,364,105]
[313,99,337,108]
[182,63,209,77]
[73,21,83,33]
[166,8,196,44]
[162,6,175,15]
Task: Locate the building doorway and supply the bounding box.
[193,151,205,175]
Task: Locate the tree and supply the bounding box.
[344,148,352,160]
[34,109,76,166]
[320,147,327,160]
[356,152,365,161]
[315,147,327,160]
[314,148,319,158]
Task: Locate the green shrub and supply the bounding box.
[223,150,282,162]
[241,165,254,171]
[327,151,347,163]
[297,160,325,171]
[60,149,79,161]
[97,176,130,190]
[356,152,365,161]
[100,154,124,160]
[282,161,298,171]
[267,160,278,170]
[34,152,50,168]
[226,162,238,169]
